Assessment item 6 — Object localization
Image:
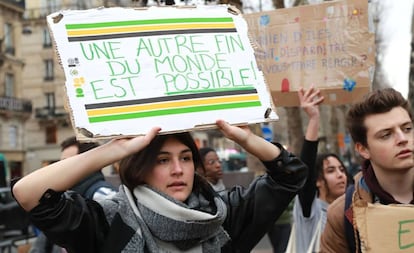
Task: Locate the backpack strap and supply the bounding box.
[84,180,116,199]
[344,184,362,253]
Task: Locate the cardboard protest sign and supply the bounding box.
[244,0,375,106]
[353,200,414,253]
[47,6,277,140]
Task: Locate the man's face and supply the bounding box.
[358,107,414,172]
[60,145,79,160]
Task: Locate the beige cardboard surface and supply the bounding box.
[353,200,414,253]
[244,0,375,106]
[46,5,278,140]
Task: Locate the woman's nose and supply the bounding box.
[171,159,183,174]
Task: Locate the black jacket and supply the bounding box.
[25,143,307,253]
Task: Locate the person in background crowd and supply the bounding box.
[29,136,117,253]
[321,88,414,252]
[267,200,293,253]
[198,147,226,192]
[13,120,308,253]
[286,86,350,253]
[59,136,118,201]
[267,86,322,253]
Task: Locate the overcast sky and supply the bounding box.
[372,0,413,98]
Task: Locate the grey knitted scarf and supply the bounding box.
[128,180,230,252]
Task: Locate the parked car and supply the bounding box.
[0,187,31,239]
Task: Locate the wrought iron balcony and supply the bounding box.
[0,96,32,115]
[0,0,25,10]
[35,106,68,119]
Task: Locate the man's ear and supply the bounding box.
[355,142,370,160]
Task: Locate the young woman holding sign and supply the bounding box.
[12,120,307,253]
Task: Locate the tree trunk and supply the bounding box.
[285,107,303,155]
[371,1,388,90]
[409,12,414,113]
[329,106,340,155]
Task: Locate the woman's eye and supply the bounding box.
[181,156,193,162]
[157,158,169,164]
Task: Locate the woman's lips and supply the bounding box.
[168,181,186,188]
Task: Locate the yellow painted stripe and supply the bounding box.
[67,23,235,36]
[86,94,259,117]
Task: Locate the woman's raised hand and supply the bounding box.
[298,85,324,119]
[111,127,162,157]
[216,120,251,145]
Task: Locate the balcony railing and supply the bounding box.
[0,0,25,10]
[4,47,14,56]
[35,106,68,119]
[0,96,32,114]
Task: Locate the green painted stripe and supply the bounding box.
[86,88,257,109]
[88,101,261,123]
[165,87,255,96]
[66,17,233,30]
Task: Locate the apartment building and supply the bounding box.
[21,0,116,174]
[0,0,31,186]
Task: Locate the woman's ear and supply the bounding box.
[196,166,205,175]
[316,177,323,188]
[355,142,370,160]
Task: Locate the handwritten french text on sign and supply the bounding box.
[354,201,414,252]
[47,6,277,139]
[244,0,374,106]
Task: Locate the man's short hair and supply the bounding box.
[346,88,412,146]
[60,136,100,154]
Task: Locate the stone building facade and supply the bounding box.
[0,0,31,186]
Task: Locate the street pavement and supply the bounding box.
[252,234,273,253]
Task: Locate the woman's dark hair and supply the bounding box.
[197,147,216,174]
[118,132,203,191]
[199,147,216,162]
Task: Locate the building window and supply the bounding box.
[4,73,14,97]
[45,92,55,108]
[43,28,52,47]
[45,125,57,144]
[44,59,54,80]
[9,125,18,148]
[4,23,14,55]
[42,0,59,16]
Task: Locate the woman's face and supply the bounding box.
[144,137,195,202]
[317,156,347,203]
[202,151,223,184]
